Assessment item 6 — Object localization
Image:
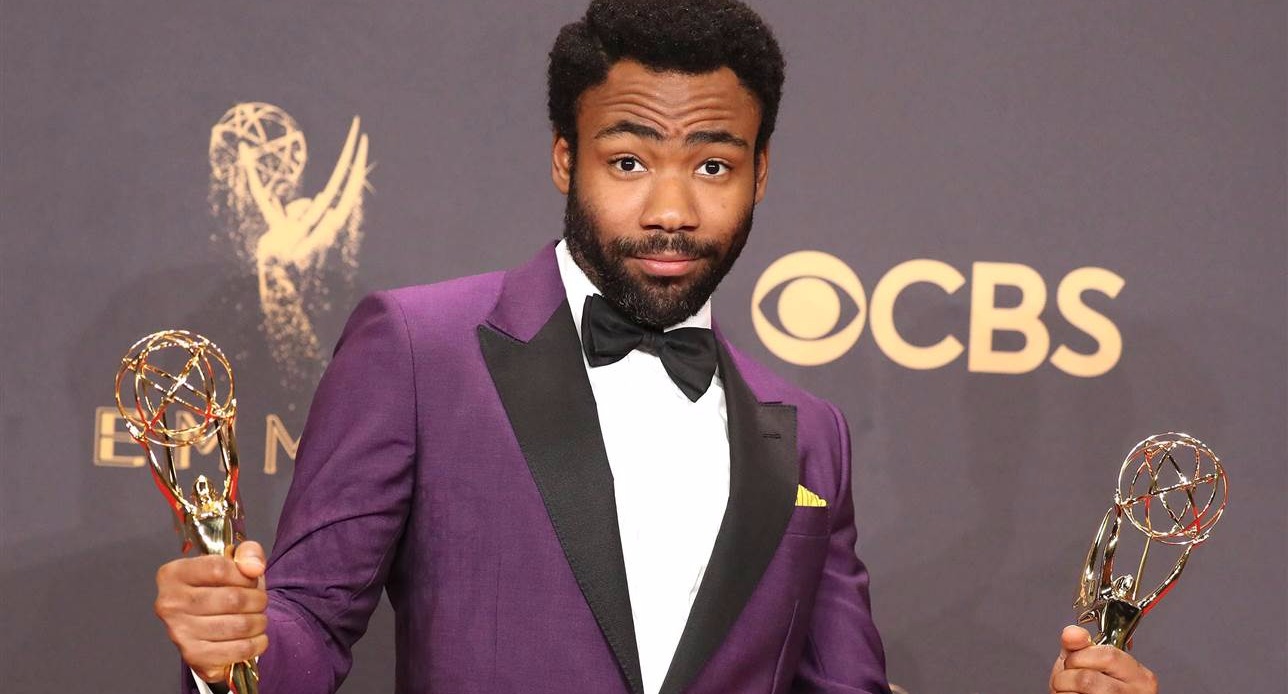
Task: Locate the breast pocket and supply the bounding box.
[783,505,830,537]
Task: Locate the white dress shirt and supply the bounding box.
[555,239,731,694]
[195,241,731,694]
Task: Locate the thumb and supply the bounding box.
[232,540,267,580]
[1061,624,1093,653]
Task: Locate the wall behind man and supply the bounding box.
[2,1,1283,692]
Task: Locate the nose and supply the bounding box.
[639,174,699,233]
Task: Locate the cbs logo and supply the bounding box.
[752,251,1124,377]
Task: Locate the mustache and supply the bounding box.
[608,233,720,259]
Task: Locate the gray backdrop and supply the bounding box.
[2,1,1284,692]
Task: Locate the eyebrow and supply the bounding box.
[593,119,749,150]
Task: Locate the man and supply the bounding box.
[154,2,1160,693]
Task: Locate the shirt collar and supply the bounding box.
[555,238,713,335]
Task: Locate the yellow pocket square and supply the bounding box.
[795,484,828,507]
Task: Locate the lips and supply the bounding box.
[633,254,699,277]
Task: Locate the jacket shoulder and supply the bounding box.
[383,269,506,325]
[333,270,506,361]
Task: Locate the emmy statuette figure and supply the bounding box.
[116,330,259,694]
[1075,433,1228,650]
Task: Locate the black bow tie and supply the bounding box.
[580,294,718,402]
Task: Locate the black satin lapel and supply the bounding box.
[658,344,798,694]
[478,299,644,694]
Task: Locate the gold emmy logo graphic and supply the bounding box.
[94,104,366,474]
[209,102,371,382]
[753,251,1124,376]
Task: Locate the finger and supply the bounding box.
[232,541,267,580]
[1061,624,1094,652]
[1064,644,1145,683]
[172,612,268,643]
[184,634,269,679]
[1051,667,1125,694]
[159,586,268,617]
[1054,639,1072,670]
[164,555,258,589]
[1051,623,1087,686]
[1051,651,1067,691]
[193,664,231,686]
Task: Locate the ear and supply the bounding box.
[753,142,770,204]
[551,134,573,194]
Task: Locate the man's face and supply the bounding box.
[553,60,770,329]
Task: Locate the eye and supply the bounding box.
[751,251,869,366]
[611,156,647,173]
[755,275,862,341]
[697,160,730,176]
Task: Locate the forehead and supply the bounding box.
[576,60,761,139]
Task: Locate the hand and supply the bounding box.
[1049,625,1157,694]
[154,541,270,683]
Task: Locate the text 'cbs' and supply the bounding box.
[752,251,1123,377]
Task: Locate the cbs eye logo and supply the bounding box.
[752,251,867,366]
[752,250,1125,376]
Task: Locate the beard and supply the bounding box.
[562,178,753,330]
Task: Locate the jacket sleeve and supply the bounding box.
[791,404,891,694]
[253,291,417,693]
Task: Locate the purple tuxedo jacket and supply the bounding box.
[225,243,889,694]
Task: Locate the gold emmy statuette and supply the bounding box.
[1075,433,1228,650]
[115,330,259,694]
